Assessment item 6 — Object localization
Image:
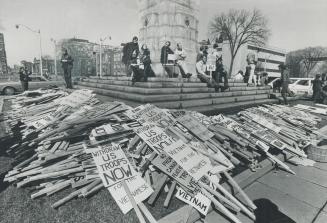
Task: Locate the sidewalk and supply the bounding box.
[205,161,327,223]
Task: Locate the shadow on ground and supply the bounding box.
[254,198,296,223]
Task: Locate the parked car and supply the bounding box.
[268,78,313,96]
[289,78,314,96]
[0,75,64,95]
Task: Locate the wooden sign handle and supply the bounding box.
[223,171,257,210]
[122,180,146,223]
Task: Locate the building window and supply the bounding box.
[185,17,190,27]
[144,17,149,27]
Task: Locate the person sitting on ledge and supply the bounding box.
[160,41,177,78]
[140,44,156,82]
[196,55,220,92]
[175,43,192,78]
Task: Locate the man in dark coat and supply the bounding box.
[215,57,229,92]
[160,41,177,77]
[312,74,323,103]
[19,66,30,91]
[61,48,74,89]
[279,64,290,105]
[122,36,140,77]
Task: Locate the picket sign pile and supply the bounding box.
[2,89,321,223]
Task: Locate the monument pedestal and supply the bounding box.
[76,76,276,114]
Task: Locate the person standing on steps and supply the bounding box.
[61,48,74,89]
[160,41,176,78]
[122,36,140,77]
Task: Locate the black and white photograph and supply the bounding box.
[0,0,327,222]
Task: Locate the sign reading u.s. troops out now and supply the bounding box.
[89,143,153,214]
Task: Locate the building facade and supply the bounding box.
[55,38,115,77]
[0,33,8,75]
[216,41,286,78]
[137,0,200,74]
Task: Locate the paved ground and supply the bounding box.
[205,161,327,223]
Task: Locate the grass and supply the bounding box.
[0,154,185,223]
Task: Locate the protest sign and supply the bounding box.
[91,144,136,187]
[151,152,199,194]
[59,89,94,108]
[176,115,214,141]
[164,140,212,181]
[91,144,153,214]
[175,187,211,215]
[107,175,154,214]
[134,124,178,154]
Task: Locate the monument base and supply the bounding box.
[76,76,276,114]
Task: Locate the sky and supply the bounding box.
[0,0,327,66]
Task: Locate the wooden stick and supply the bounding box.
[138,202,158,223]
[206,175,256,220]
[199,182,241,213]
[223,171,257,210]
[122,180,146,223]
[164,181,177,208]
[200,188,242,223]
[51,187,84,209]
[148,174,168,205]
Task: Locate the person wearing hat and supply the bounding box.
[61,48,74,89]
[122,36,140,77]
[312,74,323,103]
[279,63,290,105]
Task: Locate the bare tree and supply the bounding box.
[209,9,270,76]
[301,47,324,77]
[286,51,303,77]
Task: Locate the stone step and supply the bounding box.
[80,78,264,92]
[76,84,270,109]
[88,76,244,83]
[192,98,278,114]
[153,94,270,109]
[82,78,209,88]
[77,82,271,102]
[77,81,214,95]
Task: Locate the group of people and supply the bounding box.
[312,73,327,104]
[122,36,230,92]
[122,36,155,84]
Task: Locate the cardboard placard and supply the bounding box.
[175,187,211,215]
[59,89,94,108]
[91,144,136,187]
[164,140,212,181]
[134,124,178,154]
[107,175,153,214]
[91,144,153,214]
[151,152,199,194]
[177,115,214,141]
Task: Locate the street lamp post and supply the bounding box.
[99,36,111,78]
[50,38,58,78]
[15,24,43,77]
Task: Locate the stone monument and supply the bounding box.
[137,0,200,75]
